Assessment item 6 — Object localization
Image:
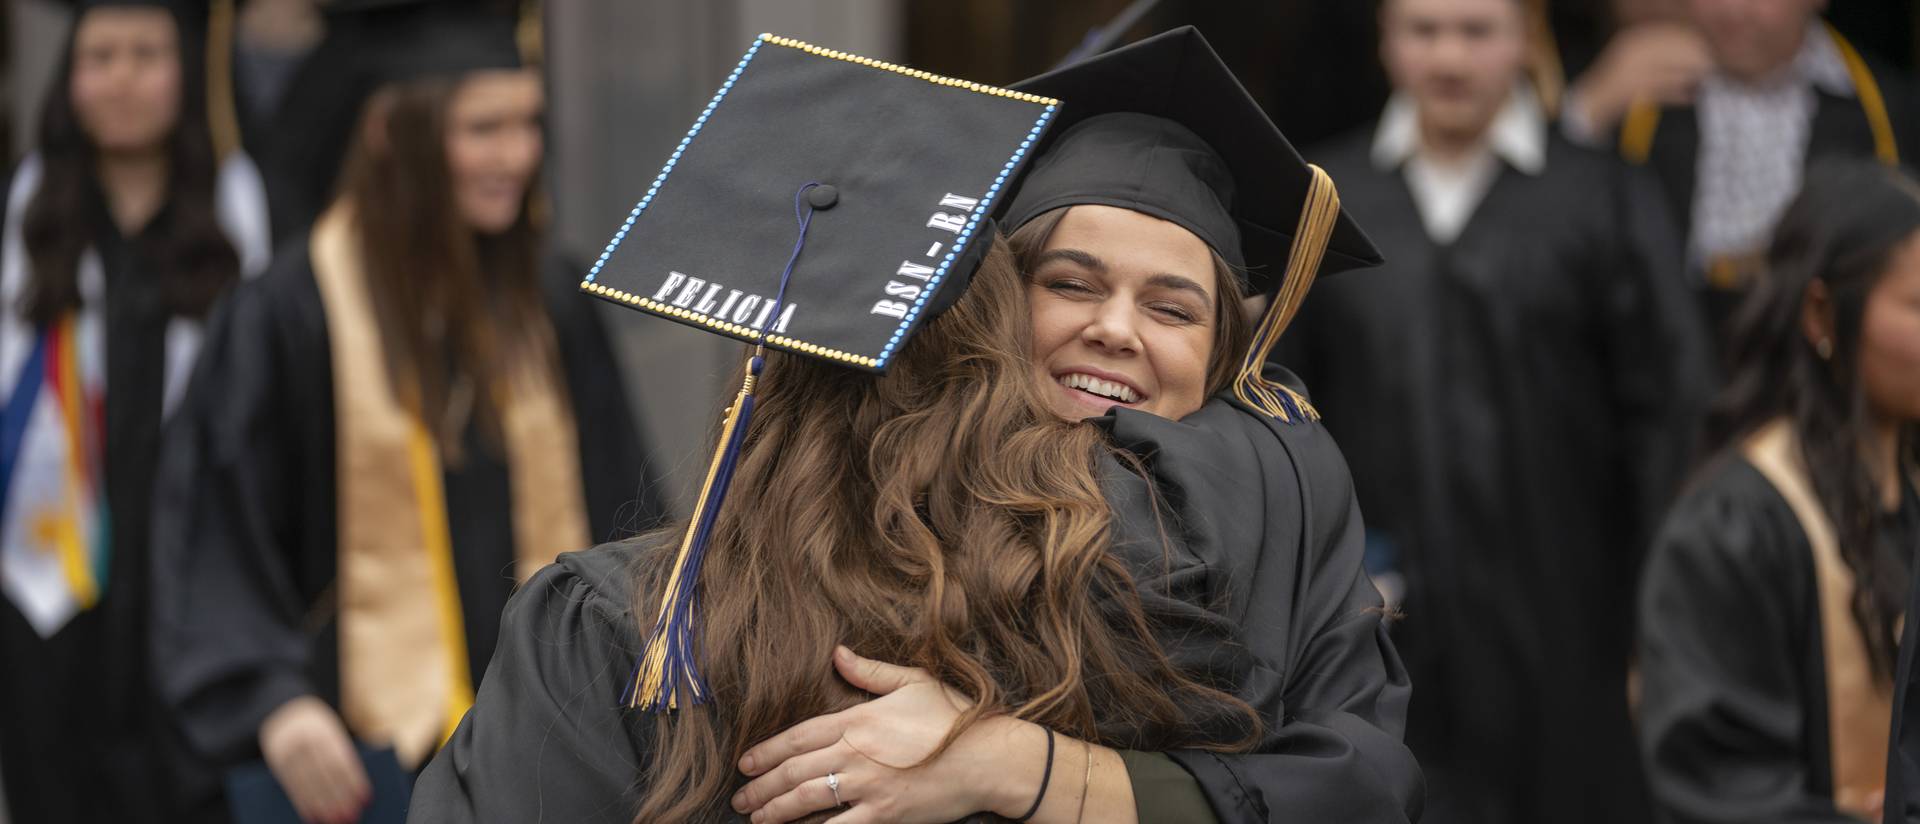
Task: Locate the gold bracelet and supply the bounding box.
[1075,741,1093,824]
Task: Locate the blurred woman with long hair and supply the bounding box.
[0,1,268,821]
[149,12,666,823]
[1638,158,1920,824]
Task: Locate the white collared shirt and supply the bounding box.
[1691,21,1853,261]
[1372,85,1548,244]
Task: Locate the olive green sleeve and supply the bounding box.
[1117,750,1219,824]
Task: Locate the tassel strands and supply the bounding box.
[626,183,825,712]
[1233,165,1339,423]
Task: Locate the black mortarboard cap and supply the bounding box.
[364,4,523,86]
[582,34,1057,373]
[584,35,1056,714]
[1003,26,1382,295]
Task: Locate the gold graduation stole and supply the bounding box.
[309,205,591,768]
[1743,420,1900,818]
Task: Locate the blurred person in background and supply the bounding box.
[147,9,666,823]
[0,0,269,821]
[1640,157,1920,824]
[1289,0,1707,821]
[1567,0,1920,355]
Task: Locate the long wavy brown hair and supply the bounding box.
[629,234,1258,822]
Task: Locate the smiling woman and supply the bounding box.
[1013,204,1248,422]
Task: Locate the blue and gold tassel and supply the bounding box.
[625,183,825,712]
[1233,165,1339,423]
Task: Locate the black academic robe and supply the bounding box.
[1631,54,1920,347]
[0,190,195,823]
[1289,130,1708,824]
[1877,471,1920,824]
[147,241,669,816]
[408,389,1423,823]
[1643,455,1917,824]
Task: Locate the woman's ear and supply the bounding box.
[1801,278,1836,359]
[358,88,397,158]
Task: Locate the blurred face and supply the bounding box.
[1859,230,1920,425]
[69,7,181,155]
[1026,205,1218,422]
[1685,0,1824,80]
[1380,0,1528,141]
[445,69,544,234]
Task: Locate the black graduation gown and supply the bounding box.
[1631,55,1920,347]
[1288,130,1708,824]
[408,390,1422,823]
[0,192,193,824]
[1643,455,1917,824]
[1875,472,1920,824]
[146,240,669,814]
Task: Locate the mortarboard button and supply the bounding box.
[806,185,839,210]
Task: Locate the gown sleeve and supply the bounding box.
[1636,460,1854,824]
[409,545,654,824]
[1098,391,1422,824]
[149,258,336,763]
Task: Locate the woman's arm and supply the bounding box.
[1637,467,1858,824]
[149,270,369,823]
[731,647,1140,824]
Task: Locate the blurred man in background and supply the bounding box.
[1292,0,1708,820]
[1567,0,1920,356]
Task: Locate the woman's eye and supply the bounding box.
[1044,279,1095,296]
[1150,303,1199,323]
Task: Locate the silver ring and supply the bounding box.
[825,771,843,806]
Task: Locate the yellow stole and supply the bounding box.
[1743,420,1904,818]
[309,205,591,768]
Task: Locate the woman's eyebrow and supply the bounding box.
[1034,247,1105,272]
[1145,273,1213,304]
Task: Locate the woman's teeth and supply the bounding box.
[1059,373,1140,404]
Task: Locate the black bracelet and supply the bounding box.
[1014,726,1056,822]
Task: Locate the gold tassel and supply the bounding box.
[205,0,240,160]
[1232,165,1339,422]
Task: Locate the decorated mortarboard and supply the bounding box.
[582,34,1057,712]
[1003,26,1382,423]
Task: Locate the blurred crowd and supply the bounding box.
[0,0,1916,823]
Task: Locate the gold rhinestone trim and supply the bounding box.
[581,280,880,368]
[757,34,1059,106]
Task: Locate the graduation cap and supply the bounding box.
[351,1,526,85]
[581,35,1057,711]
[1003,26,1383,422]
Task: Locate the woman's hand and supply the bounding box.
[732,646,1049,824]
[258,695,371,824]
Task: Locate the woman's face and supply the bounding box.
[69,7,181,155]
[1859,230,1920,424]
[1026,204,1219,421]
[445,69,544,234]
